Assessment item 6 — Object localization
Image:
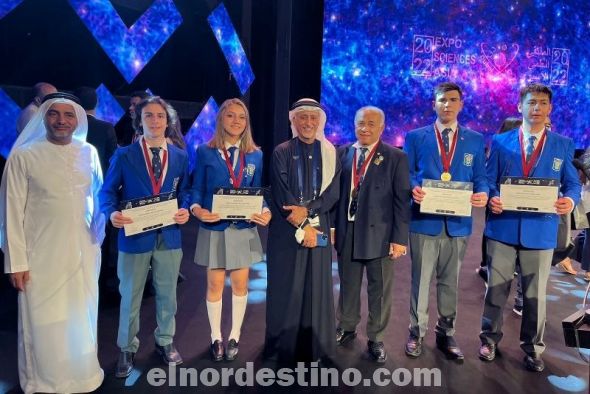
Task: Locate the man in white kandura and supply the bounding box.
[0,92,105,394]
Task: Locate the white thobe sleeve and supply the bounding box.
[3,152,30,273]
[90,148,106,246]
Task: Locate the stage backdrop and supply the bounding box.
[320,0,590,148]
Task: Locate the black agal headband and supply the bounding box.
[290,99,324,111]
[42,92,81,105]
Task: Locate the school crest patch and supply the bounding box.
[246,163,256,176]
[552,158,563,171]
[463,153,474,167]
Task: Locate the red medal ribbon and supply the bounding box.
[352,141,379,189]
[519,127,547,178]
[222,147,246,189]
[141,138,168,195]
[434,124,459,174]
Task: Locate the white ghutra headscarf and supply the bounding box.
[289,98,336,195]
[0,93,89,251]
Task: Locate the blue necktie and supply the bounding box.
[357,147,368,171]
[228,146,238,176]
[441,128,451,154]
[149,147,162,181]
[525,135,537,162]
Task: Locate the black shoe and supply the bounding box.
[367,340,387,363]
[336,327,357,346]
[523,355,544,372]
[479,343,496,362]
[155,342,183,366]
[435,335,464,362]
[226,339,239,361]
[477,266,488,282]
[405,334,423,358]
[115,351,135,378]
[210,340,224,362]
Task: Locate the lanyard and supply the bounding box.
[141,138,168,195]
[296,140,320,203]
[352,142,379,190]
[434,123,459,174]
[519,127,547,178]
[221,147,246,189]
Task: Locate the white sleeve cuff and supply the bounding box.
[565,197,575,214]
[190,203,201,216]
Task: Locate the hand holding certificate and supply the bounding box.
[211,187,264,220]
[499,177,559,213]
[419,179,474,217]
[120,192,179,236]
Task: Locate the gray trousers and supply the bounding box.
[480,239,552,356]
[409,230,468,338]
[337,221,394,342]
[117,234,183,352]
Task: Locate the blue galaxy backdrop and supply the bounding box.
[0,1,251,159]
[69,0,183,83]
[321,0,590,148]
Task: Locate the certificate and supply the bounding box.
[420,179,473,217]
[211,187,264,220]
[121,192,178,236]
[500,177,559,213]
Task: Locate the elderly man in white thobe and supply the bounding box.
[0,92,105,394]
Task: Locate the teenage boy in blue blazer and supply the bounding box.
[100,97,191,377]
[479,84,580,372]
[403,82,488,362]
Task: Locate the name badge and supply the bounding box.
[552,158,563,172]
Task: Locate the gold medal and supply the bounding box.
[441,172,452,181]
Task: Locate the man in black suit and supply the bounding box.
[115,90,150,147]
[74,86,119,299]
[333,106,411,362]
[73,87,117,174]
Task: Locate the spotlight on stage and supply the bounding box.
[562,282,590,353]
[562,309,590,350]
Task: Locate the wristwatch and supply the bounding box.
[299,218,310,229]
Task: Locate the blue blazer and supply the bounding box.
[333,142,411,260]
[191,144,264,231]
[99,142,191,253]
[404,124,488,237]
[484,129,581,249]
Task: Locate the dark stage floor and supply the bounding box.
[1,208,589,393]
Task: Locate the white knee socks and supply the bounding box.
[206,298,222,343]
[229,293,248,342]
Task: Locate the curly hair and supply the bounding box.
[132,96,178,139]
